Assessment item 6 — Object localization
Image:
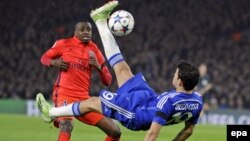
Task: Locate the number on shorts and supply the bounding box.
[103,91,116,100]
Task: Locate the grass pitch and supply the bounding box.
[0,114,226,141]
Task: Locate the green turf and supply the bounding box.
[0,114,226,141]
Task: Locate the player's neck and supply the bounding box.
[176,87,193,94]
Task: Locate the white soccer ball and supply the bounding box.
[108,10,135,36]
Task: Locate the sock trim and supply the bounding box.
[72,102,80,116]
[108,53,124,67]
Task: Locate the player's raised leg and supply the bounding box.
[36,93,103,121]
[90,0,134,87]
[36,94,121,140]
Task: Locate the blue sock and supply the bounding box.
[108,53,124,67]
[72,102,81,116]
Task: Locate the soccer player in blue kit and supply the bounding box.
[36,1,203,141]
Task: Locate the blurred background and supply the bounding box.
[0,0,249,115]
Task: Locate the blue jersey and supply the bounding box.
[99,73,203,131]
[136,91,203,130]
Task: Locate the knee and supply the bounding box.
[59,119,74,132]
[97,119,122,138]
[86,97,101,112]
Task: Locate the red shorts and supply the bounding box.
[52,92,104,128]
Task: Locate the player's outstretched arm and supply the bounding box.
[172,122,195,141]
[144,122,162,141]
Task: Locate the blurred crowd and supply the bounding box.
[0,0,249,109]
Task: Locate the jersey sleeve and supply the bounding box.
[187,113,200,124]
[187,105,203,124]
[152,97,173,126]
[92,44,105,65]
[40,40,64,66]
[45,40,64,58]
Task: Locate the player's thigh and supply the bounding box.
[53,93,79,107]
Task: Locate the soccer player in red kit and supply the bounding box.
[40,21,121,141]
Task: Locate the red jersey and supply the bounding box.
[41,36,111,99]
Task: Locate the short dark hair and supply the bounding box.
[75,21,91,31]
[177,60,200,91]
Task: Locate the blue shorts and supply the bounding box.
[99,73,156,130]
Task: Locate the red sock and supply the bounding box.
[105,136,120,141]
[58,131,71,141]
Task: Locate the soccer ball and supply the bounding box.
[108,10,135,36]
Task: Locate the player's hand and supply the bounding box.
[50,58,69,71]
[89,51,101,71]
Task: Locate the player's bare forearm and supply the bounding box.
[144,122,161,141]
[172,122,194,141]
[172,130,192,141]
[144,133,158,141]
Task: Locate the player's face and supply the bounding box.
[172,68,181,88]
[75,22,92,43]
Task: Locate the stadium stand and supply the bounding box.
[0,0,249,109]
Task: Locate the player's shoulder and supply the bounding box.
[159,90,202,101]
[157,90,180,101]
[162,89,179,96]
[192,91,203,100]
[193,91,202,97]
[53,38,73,46]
